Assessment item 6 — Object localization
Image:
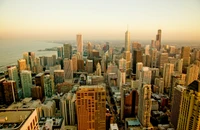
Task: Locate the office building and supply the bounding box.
[118,58,126,72]
[64,44,72,59]
[125,29,130,52]
[87,42,92,58]
[18,59,27,71]
[3,80,18,105]
[181,46,191,68]
[138,84,152,128]
[76,34,83,59]
[64,58,73,79]
[136,62,143,80]
[158,53,168,68]
[76,85,106,130]
[185,64,199,86]
[132,49,142,73]
[163,63,174,92]
[72,55,78,72]
[54,70,65,86]
[23,52,30,70]
[8,66,19,89]
[0,109,38,130]
[140,67,152,85]
[41,100,56,117]
[44,75,54,98]
[171,85,186,129]
[77,59,84,72]
[177,80,200,130]
[57,46,63,58]
[46,56,53,69]
[35,73,45,99]
[156,29,161,51]
[31,86,42,100]
[95,62,101,76]
[132,42,141,51]
[150,48,157,68]
[20,70,32,98]
[86,59,93,73]
[60,92,77,125]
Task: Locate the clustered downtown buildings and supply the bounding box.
[0,29,200,130]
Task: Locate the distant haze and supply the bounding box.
[0,0,199,42]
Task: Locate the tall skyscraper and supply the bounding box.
[163,63,174,92]
[57,47,63,58]
[132,49,143,73]
[156,29,161,51]
[76,85,106,130]
[87,42,92,58]
[35,73,45,100]
[63,44,72,59]
[20,70,32,98]
[138,84,152,128]
[185,64,199,86]
[18,59,27,71]
[63,58,73,79]
[136,62,143,80]
[72,55,78,72]
[177,80,200,130]
[3,80,18,105]
[158,53,168,68]
[44,75,54,98]
[181,46,191,68]
[77,34,83,58]
[8,66,19,89]
[125,29,130,51]
[23,52,30,70]
[95,62,101,76]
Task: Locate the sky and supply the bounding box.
[0,0,200,42]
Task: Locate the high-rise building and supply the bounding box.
[57,46,63,58]
[23,52,30,70]
[125,29,130,52]
[77,59,84,71]
[123,51,132,75]
[118,58,126,72]
[0,77,5,105]
[44,75,54,98]
[63,58,73,79]
[3,80,18,105]
[158,53,168,68]
[163,63,174,92]
[132,42,141,51]
[138,84,152,128]
[140,67,152,85]
[31,86,42,100]
[136,62,143,80]
[8,66,19,89]
[72,55,78,72]
[35,73,45,100]
[46,56,53,69]
[76,85,106,130]
[20,70,32,98]
[95,62,101,76]
[60,92,77,125]
[185,64,199,86]
[132,49,142,73]
[171,85,186,129]
[150,48,157,68]
[87,42,92,58]
[63,44,72,59]
[86,59,93,73]
[54,70,65,86]
[18,59,27,71]
[156,29,161,51]
[77,34,83,59]
[177,80,200,130]
[181,46,191,68]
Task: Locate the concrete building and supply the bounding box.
[8,66,19,89]
[158,53,168,69]
[136,62,143,80]
[39,117,65,130]
[64,44,72,59]
[57,46,63,58]
[171,85,186,129]
[18,59,27,71]
[132,49,143,74]
[86,59,93,73]
[72,55,78,72]
[95,62,101,76]
[156,29,162,51]
[118,58,126,72]
[41,100,56,117]
[44,75,54,98]
[31,86,42,100]
[76,85,106,130]
[185,64,199,86]
[3,80,18,105]
[77,34,83,59]
[54,70,65,86]
[64,58,73,79]
[35,73,45,100]
[0,109,38,130]
[125,29,130,52]
[138,84,152,128]
[87,42,92,58]
[177,80,200,130]
[20,70,32,98]
[181,46,191,68]
[163,63,174,92]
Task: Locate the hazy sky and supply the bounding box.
[0,0,200,41]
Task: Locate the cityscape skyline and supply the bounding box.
[0,0,200,41]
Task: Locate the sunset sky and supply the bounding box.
[0,0,200,41]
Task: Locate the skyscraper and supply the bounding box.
[63,44,72,59]
[20,70,32,98]
[44,75,54,98]
[185,64,199,86]
[35,73,45,100]
[77,34,83,59]
[3,80,18,105]
[18,59,27,71]
[63,58,73,79]
[87,42,92,58]
[57,46,63,58]
[132,49,143,73]
[54,70,65,86]
[163,63,174,92]
[177,80,200,130]
[125,29,130,51]
[8,66,19,89]
[181,46,191,68]
[76,85,106,130]
[138,84,152,128]
[156,29,161,51]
